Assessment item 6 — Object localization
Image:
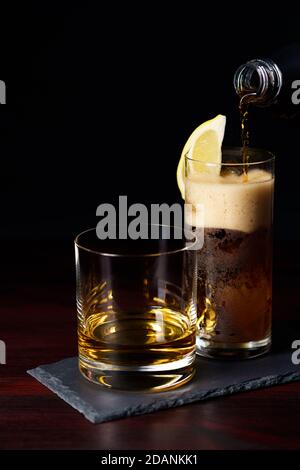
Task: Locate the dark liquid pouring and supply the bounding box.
[239,93,256,181]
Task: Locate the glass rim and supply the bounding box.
[74,225,198,258]
[185,146,275,167]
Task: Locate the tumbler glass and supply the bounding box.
[75,225,197,391]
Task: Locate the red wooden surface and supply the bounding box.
[0,241,300,450]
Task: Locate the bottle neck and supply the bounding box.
[234,59,283,107]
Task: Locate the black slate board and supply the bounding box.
[27,350,300,424]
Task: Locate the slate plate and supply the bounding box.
[27,350,300,424]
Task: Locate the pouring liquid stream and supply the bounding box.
[239,93,256,182]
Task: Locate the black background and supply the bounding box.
[0,6,299,456]
[0,4,300,246]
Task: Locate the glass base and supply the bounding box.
[196,336,271,359]
[79,354,196,392]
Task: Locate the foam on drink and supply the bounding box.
[185,168,274,233]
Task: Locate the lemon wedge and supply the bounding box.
[176,114,226,198]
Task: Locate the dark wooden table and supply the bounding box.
[0,241,300,450]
